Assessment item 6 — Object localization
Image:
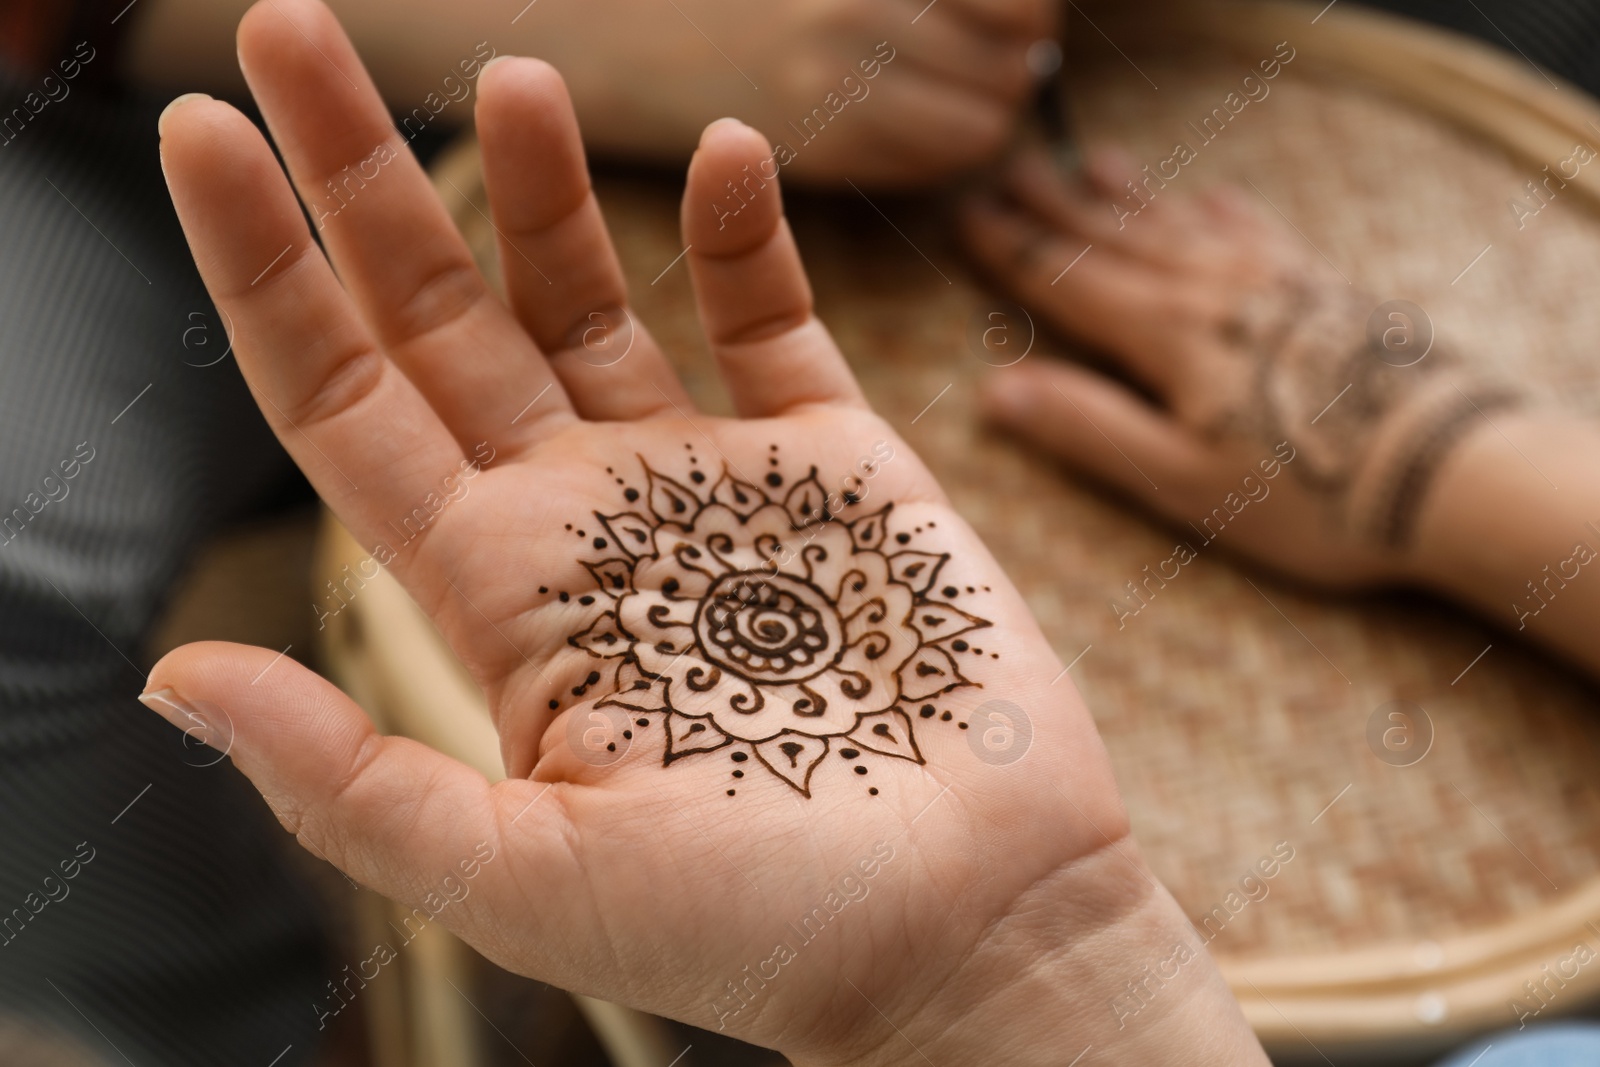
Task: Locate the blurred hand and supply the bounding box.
[960,146,1521,589]
[543,0,1058,185]
[148,3,1263,1064]
[129,0,1055,186]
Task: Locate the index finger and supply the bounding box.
[159,96,470,571]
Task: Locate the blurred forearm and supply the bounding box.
[129,0,521,105]
[1410,412,1600,679]
[124,0,1047,184]
[124,0,664,151]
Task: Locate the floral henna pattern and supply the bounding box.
[561,454,991,796]
[1214,274,1522,546]
[1213,277,1435,488]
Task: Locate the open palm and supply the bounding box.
[149,4,1263,1063]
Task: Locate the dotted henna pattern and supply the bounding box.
[561,454,991,796]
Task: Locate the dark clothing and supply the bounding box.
[0,62,328,1067]
[1363,0,1600,99]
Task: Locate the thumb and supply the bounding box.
[139,641,560,942]
[982,360,1206,517]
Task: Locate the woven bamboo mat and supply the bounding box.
[1055,3,1600,961]
[427,0,1600,1041]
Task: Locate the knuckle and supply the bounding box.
[504,185,592,241]
[387,259,491,348]
[325,732,386,812]
[277,333,387,429]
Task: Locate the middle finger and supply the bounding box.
[236,0,575,454]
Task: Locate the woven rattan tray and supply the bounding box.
[318,1,1600,1059]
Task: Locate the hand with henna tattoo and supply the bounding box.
[961,146,1525,588]
[143,3,1268,1064]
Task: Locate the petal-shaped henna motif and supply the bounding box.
[848,505,892,551]
[897,644,970,700]
[664,713,731,762]
[909,601,990,644]
[598,512,656,560]
[646,464,702,524]
[754,732,829,795]
[584,558,633,598]
[598,659,668,712]
[569,611,628,657]
[888,551,947,595]
[846,708,923,764]
[711,470,765,517]
[783,468,828,528]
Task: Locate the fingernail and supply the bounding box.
[158,92,212,138]
[138,687,223,750]
[479,54,514,77]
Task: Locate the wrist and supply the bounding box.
[1344,374,1523,559]
[794,838,1269,1067]
[1407,408,1600,612]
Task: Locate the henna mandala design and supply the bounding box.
[561,458,991,796]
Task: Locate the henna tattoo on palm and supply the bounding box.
[556,450,995,797]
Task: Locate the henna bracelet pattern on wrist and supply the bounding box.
[1218,275,1528,549]
[1361,385,1524,549]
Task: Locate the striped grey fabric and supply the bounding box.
[0,66,328,1067]
[1361,0,1600,97]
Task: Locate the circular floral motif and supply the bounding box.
[695,572,844,682]
[564,462,992,795]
